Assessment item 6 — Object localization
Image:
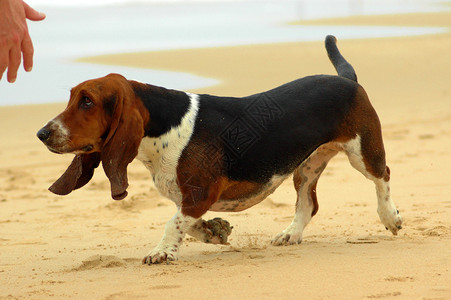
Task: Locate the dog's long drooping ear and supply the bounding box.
[49,152,101,195]
[101,80,144,200]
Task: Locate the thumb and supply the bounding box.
[23,1,46,21]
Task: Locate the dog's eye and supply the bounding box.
[80,96,93,109]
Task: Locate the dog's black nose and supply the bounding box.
[37,128,51,142]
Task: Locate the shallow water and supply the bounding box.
[1,0,448,105]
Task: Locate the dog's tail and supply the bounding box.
[325,35,357,82]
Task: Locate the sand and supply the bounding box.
[1,11,450,299]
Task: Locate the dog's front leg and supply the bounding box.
[142,208,198,264]
[187,217,233,244]
[143,175,227,264]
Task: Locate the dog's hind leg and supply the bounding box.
[272,143,339,246]
[342,134,402,235]
[337,86,402,234]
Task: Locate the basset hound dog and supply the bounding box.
[37,36,402,264]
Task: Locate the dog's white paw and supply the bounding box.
[271,224,303,246]
[378,208,403,235]
[142,245,178,265]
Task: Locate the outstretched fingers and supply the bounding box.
[7,37,21,83]
[23,1,46,21]
[22,1,45,73]
[21,31,34,73]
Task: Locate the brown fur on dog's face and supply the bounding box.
[45,74,127,154]
[37,73,148,200]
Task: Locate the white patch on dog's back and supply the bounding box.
[137,93,199,206]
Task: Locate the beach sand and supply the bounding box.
[1,12,450,299]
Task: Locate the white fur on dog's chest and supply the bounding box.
[136,93,199,205]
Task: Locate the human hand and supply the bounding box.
[0,0,45,83]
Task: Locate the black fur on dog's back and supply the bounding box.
[183,36,362,184]
[192,75,358,183]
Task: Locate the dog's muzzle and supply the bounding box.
[37,127,51,142]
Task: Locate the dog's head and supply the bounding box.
[37,73,147,200]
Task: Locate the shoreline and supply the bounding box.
[2,4,450,106]
[77,11,451,98]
